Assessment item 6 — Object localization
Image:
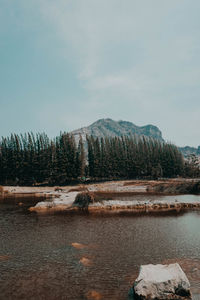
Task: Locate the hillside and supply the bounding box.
[179,146,200,157]
[71,118,200,157]
[71,118,164,142]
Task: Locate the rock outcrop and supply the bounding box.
[179,145,200,157]
[131,263,191,300]
[28,180,200,214]
[70,118,164,143]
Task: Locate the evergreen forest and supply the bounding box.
[0,132,197,185]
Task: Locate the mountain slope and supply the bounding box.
[179,146,200,157]
[70,118,200,156]
[71,118,164,142]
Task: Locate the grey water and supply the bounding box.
[0,194,200,300]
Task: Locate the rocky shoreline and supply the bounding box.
[29,194,200,214]
[1,179,200,214]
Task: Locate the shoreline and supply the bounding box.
[1,179,200,214]
[1,178,200,194]
[29,193,200,214]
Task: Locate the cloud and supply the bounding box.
[36,1,200,88]
[1,0,200,146]
[34,0,200,145]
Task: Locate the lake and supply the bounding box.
[0,194,200,300]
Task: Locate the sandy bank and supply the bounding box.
[1,179,200,214]
[87,200,200,214]
[30,193,200,215]
[29,192,79,212]
[29,197,200,214]
[2,178,200,196]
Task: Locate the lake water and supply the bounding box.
[0,194,200,300]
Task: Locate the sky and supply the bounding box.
[0,0,200,147]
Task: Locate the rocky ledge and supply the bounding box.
[29,190,200,214]
[2,179,198,214]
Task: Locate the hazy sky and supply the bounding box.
[1,0,200,147]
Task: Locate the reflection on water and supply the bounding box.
[0,195,200,299]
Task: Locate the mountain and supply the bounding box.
[71,118,164,142]
[179,146,200,157]
[70,118,200,157]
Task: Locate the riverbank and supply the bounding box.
[1,179,200,214]
[29,194,200,214]
[2,178,200,195]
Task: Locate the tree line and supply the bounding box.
[0,133,85,185]
[0,132,197,185]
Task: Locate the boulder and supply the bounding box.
[132,263,191,300]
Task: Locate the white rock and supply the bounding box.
[133,263,191,300]
[34,192,79,209]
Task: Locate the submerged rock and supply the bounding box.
[0,255,10,261]
[71,242,87,249]
[79,257,92,266]
[86,290,102,300]
[132,263,191,300]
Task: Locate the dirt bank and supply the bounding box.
[1,178,200,196]
[1,179,200,214]
[29,194,200,214]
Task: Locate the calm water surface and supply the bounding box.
[0,194,200,300]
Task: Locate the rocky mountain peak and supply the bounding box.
[71,118,164,142]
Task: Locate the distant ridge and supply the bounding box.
[179,146,200,157]
[70,118,200,156]
[70,118,164,142]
